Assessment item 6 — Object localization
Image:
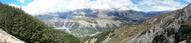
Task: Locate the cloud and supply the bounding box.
[22,0,191,15]
[22,0,71,15]
[9,4,21,8]
[22,0,138,15]
[18,0,25,3]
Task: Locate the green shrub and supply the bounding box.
[0,3,81,43]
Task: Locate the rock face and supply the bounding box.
[0,29,24,43]
[85,4,191,43]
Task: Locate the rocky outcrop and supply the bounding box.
[0,29,24,43]
[85,4,191,43]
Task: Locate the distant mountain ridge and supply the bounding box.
[36,8,170,38]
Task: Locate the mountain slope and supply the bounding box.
[85,4,191,43]
[0,3,81,43]
[36,9,169,38]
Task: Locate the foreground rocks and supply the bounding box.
[0,29,24,43]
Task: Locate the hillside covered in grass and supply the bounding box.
[0,3,81,43]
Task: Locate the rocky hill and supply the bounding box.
[85,4,191,43]
[0,3,81,43]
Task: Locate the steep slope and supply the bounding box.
[175,17,191,43]
[0,3,81,43]
[85,4,191,43]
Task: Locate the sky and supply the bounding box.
[0,0,191,15]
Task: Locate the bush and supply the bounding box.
[0,3,81,43]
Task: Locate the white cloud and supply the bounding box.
[9,4,21,8]
[22,0,138,15]
[23,0,73,15]
[18,0,25,3]
[22,0,190,15]
[136,0,187,11]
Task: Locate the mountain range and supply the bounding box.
[35,9,169,38]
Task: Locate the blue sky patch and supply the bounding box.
[131,0,140,4]
[0,0,32,6]
[174,0,190,4]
